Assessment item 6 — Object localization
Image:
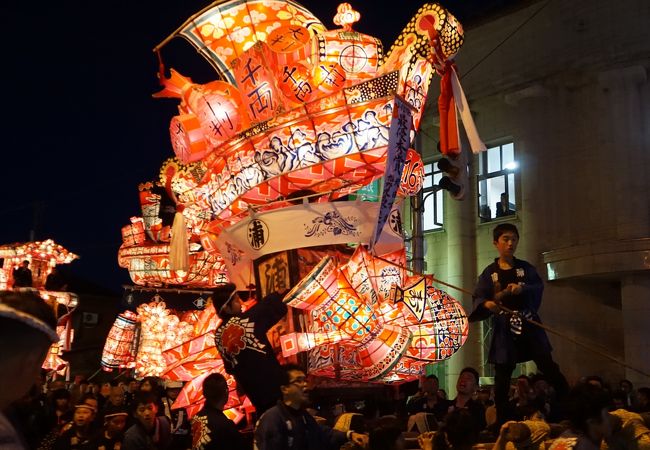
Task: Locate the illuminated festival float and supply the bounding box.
[0,239,79,376]
[107,0,486,420]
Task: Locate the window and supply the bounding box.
[477,142,517,222]
[423,162,444,231]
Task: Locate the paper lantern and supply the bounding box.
[135,301,193,377]
[267,25,312,68]
[121,217,146,247]
[282,248,468,383]
[397,148,425,197]
[285,256,382,345]
[312,62,347,95]
[156,70,247,152]
[101,311,138,371]
[277,62,315,105]
[195,81,247,146]
[169,114,211,164]
[169,0,327,85]
[232,41,286,124]
[162,306,244,421]
[311,4,383,85]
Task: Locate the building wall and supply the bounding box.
[414,0,650,392]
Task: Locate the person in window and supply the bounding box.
[496,193,515,217]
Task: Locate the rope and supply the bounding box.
[369,253,650,379]
[435,275,650,379]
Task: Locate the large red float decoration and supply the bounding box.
[113,0,482,406]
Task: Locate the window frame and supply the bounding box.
[422,160,444,232]
[476,142,517,222]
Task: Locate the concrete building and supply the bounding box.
[412,0,650,391]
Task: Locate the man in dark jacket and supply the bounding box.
[12,260,33,287]
[123,392,171,450]
[470,223,568,427]
[213,283,288,415]
[191,373,246,450]
[254,364,368,450]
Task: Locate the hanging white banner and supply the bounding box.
[450,67,487,154]
[370,97,412,250]
[215,201,404,288]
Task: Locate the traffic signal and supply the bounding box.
[437,148,468,200]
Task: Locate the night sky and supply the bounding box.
[1,0,518,292]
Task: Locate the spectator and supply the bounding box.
[161,381,190,449]
[124,377,139,407]
[98,382,112,411]
[368,420,404,450]
[0,290,58,448]
[637,388,650,413]
[493,419,551,450]
[446,368,486,437]
[191,373,246,450]
[406,374,450,421]
[549,384,612,450]
[618,380,636,410]
[48,388,74,431]
[94,404,128,450]
[53,403,97,450]
[496,193,515,218]
[419,409,480,450]
[44,267,67,291]
[138,377,164,416]
[254,363,368,450]
[123,391,171,450]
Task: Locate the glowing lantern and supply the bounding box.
[169,115,211,164]
[397,148,425,197]
[155,70,246,151]
[168,0,327,85]
[280,247,468,382]
[161,306,244,421]
[312,62,347,95]
[101,311,138,371]
[277,62,315,105]
[267,25,312,67]
[311,3,383,85]
[135,301,193,377]
[195,81,247,145]
[232,41,286,124]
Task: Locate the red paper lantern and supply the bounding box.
[169,114,210,164]
[312,62,347,95]
[397,148,425,197]
[277,62,315,105]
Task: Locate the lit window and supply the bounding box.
[477,142,517,222]
[423,162,444,231]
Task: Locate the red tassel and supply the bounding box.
[438,63,460,156]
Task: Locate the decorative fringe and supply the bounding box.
[169,209,189,272]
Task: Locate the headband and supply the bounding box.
[75,403,98,413]
[218,289,238,313]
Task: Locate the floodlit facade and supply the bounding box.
[415,0,650,389]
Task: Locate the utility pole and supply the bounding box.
[30,201,43,242]
[412,132,425,274]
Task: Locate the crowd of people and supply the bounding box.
[4,356,650,450]
[2,222,650,450]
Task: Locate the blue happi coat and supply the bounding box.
[469,258,552,364]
